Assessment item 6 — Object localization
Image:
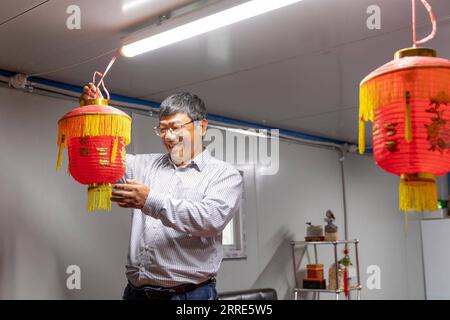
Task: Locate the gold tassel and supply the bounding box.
[87,183,112,212]
[405,91,412,143]
[359,119,365,154]
[56,135,65,170]
[399,173,438,211]
[56,143,64,170]
[110,135,118,164]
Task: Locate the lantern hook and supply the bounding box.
[92,50,119,101]
[412,0,437,48]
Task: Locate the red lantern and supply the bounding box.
[360,48,450,212]
[358,1,450,213]
[57,98,131,212]
[56,54,131,211]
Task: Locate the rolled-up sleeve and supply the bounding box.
[142,167,243,237]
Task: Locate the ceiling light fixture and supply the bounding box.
[121,0,304,57]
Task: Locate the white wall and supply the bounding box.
[0,87,131,299]
[0,86,426,299]
[344,154,425,300]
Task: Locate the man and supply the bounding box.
[82,84,243,300]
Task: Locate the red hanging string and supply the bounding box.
[412,0,437,48]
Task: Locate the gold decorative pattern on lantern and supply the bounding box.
[99,159,110,166]
[96,147,108,156]
[425,92,450,153]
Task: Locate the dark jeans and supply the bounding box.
[123,281,218,300]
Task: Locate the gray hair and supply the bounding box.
[159,92,207,121]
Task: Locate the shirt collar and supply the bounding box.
[190,148,210,171]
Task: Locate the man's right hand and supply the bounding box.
[81,82,103,101]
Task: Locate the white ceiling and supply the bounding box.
[1,0,450,144]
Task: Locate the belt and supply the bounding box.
[129,277,216,299]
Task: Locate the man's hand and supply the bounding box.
[81,82,103,101]
[111,179,150,209]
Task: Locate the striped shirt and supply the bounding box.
[123,148,243,288]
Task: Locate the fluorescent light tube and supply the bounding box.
[121,0,304,57]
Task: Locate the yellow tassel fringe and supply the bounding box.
[87,183,112,212]
[57,113,131,147]
[399,173,438,211]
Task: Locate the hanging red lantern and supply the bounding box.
[359,1,450,212]
[56,55,132,212]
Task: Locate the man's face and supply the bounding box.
[158,112,207,165]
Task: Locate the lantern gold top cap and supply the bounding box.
[394,47,437,59]
[79,98,109,106]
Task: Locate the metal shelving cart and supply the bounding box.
[290,239,362,300]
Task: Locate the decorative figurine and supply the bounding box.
[324,210,338,241]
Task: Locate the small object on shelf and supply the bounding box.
[291,239,361,300]
[306,264,324,280]
[304,263,326,289]
[328,263,344,291]
[324,210,339,241]
[305,222,324,241]
[328,249,352,298]
[340,249,352,298]
[303,279,326,290]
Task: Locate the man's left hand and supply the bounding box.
[111,179,150,209]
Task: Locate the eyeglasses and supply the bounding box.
[154,120,195,137]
